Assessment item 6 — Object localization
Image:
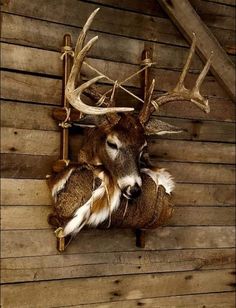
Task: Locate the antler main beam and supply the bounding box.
[66,8,134,115]
[153,33,213,114]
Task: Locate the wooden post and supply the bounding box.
[52,34,74,173]
[140,49,152,102]
[158,0,235,102]
[135,229,146,249]
[61,34,72,161]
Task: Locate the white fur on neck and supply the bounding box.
[63,172,121,236]
[141,168,175,194]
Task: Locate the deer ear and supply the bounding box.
[72,115,107,128]
[144,118,183,135]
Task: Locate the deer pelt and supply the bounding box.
[47,166,94,227]
[47,165,175,233]
[100,173,174,229]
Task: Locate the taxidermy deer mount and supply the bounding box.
[47,8,212,251]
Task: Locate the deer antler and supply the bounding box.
[139,33,213,124]
[66,8,134,115]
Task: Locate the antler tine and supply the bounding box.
[174,32,196,93]
[67,36,98,91]
[152,34,212,114]
[190,51,213,112]
[66,10,134,115]
[74,8,112,106]
[74,8,100,58]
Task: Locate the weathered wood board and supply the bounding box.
[1,205,235,230]
[1,0,235,51]
[1,0,235,307]
[1,269,235,307]
[2,248,235,283]
[1,179,235,206]
[2,74,235,121]
[159,0,235,100]
[1,42,229,98]
[63,292,236,308]
[2,227,235,257]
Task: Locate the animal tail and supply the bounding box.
[63,184,106,236]
[141,168,175,194]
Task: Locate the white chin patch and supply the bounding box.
[141,168,175,194]
[117,175,142,190]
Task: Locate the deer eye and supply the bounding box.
[106,140,118,150]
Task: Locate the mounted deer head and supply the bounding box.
[65,8,211,199]
[48,8,212,241]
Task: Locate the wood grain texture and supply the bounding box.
[159,0,235,100]
[1,120,235,160]
[2,10,235,67]
[204,0,236,6]
[1,2,235,306]
[1,152,235,183]
[1,71,61,105]
[1,248,234,283]
[2,0,235,50]
[148,138,235,164]
[1,124,235,182]
[4,10,234,69]
[0,154,57,179]
[158,161,235,184]
[2,77,235,122]
[1,179,235,206]
[190,0,235,31]
[1,269,235,307]
[65,292,236,308]
[1,0,187,45]
[1,205,235,230]
[1,102,235,163]
[1,42,229,98]
[174,183,235,206]
[1,101,58,131]
[0,13,203,70]
[1,127,60,156]
[82,0,236,31]
[2,227,235,258]
[1,179,51,206]
[82,0,236,60]
[1,141,235,179]
[159,117,235,142]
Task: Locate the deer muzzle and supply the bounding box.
[117,175,142,200]
[123,183,142,199]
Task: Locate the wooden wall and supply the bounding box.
[1,0,235,307]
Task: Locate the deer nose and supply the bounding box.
[123,183,141,199]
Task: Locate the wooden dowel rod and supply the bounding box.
[61,34,73,161]
[141,49,151,102]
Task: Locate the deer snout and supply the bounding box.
[123,183,141,199]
